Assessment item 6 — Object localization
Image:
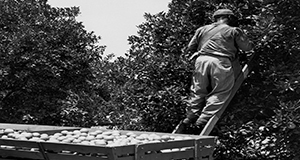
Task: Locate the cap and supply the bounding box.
[213,9,235,18]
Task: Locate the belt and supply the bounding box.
[190,51,233,61]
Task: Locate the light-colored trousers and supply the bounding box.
[185,55,235,124]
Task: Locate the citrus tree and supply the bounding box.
[0,0,110,127]
[214,0,300,159]
[106,0,300,159]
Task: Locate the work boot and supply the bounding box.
[195,118,207,135]
[195,118,207,127]
[182,117,193,124]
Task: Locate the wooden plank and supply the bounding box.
[41,142,116,160]
[0,149,44,160]
[141,149,194,160]
[46,153,109,160]
[0,139,40,148]
[137,139,195,151]
[136,140,196,160]
[41,142,112,154]
[0,123,80,133]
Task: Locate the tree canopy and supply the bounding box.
[0,0,110,126]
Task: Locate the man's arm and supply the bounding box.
[186,28,202,53]
[235,28,254,52]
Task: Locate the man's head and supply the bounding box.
[213,9,235,19]
[213,9,238,26]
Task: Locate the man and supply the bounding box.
[179,9,254,133]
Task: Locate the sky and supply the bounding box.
[47,0,172,58]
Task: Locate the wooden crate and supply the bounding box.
[134,136,215,160]
[0,138,45,160]
[0,124,216,160]
[0,123,81,160]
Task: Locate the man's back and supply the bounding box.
[188,23,253,60]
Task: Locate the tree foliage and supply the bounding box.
[106,0,300,159]
[0,0,110,127]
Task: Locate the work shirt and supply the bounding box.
[187,23,253,60]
